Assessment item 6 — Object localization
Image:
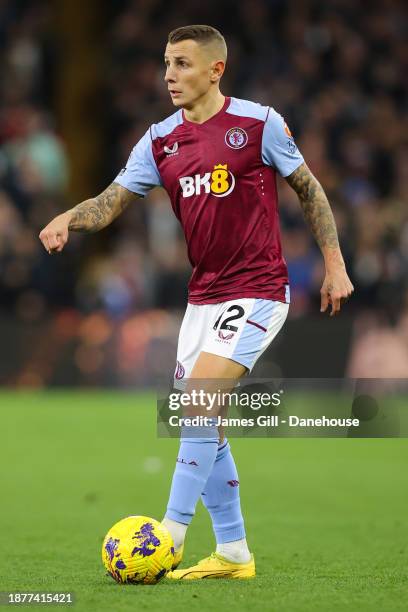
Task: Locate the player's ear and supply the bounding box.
[210,60,225,82]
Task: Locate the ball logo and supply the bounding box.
[225,127,248,149]
[131,523,160,558]
[105,537,119,561]
[179,164,235,198]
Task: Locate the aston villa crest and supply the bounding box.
[225,127,248,149]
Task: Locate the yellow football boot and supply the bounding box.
[171,545,184,570]
[166,552,255,580]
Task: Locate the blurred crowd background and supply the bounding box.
[0,0,407,386]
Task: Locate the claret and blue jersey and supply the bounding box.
[115,96,304,305]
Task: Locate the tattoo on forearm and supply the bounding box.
[68,183,135,233]
[286,163,339,250]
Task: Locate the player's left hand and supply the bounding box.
[320,267,354,317]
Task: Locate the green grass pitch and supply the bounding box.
[1,391,407,611]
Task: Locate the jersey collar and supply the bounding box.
[182,96,231,127]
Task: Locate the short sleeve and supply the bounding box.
[261,108,304,177]
[114,128,162,197]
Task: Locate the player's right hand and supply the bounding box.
[39,211,72,254]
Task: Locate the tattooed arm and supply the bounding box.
[39,183,139,253]
[68,183,138,232]
[286,162,354,315]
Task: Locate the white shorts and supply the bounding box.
[174,297,289,383]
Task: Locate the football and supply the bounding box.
[102,515,175,584]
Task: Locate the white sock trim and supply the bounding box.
[162,517,187,550]
[216,538,251,564]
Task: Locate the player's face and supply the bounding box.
[164,40,216,109]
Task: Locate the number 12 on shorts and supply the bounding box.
[213,305,246,333]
